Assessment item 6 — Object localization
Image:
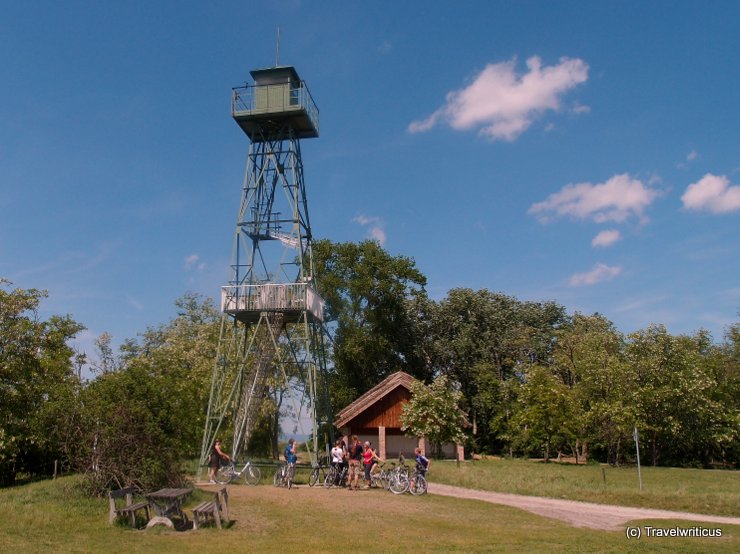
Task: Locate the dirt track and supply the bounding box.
[428,483,740,530]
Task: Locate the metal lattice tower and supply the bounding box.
[200,66,329,473]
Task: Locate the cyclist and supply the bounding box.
[284,438,298,486]
[414,447,430,476]
[208,438,230,484]
[363,441,383,488]
[411,447,430,488]
[330,439,345,485]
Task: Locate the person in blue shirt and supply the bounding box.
[284,438,298,464]
[414,447,430,475]
[284,438,298,487]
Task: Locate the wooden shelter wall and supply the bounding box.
[346,387,411,429]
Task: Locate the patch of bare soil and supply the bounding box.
[428,483,740,531]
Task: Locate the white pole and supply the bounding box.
[633,426,643,491]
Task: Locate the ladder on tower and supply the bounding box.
[232,312,284,456]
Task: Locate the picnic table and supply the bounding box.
[145,488,192,529]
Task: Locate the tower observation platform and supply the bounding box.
[221,282,324,324]
[232,66,319,141]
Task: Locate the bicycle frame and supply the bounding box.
[216,459,261,485]
[273,462,295,489]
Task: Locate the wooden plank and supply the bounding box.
[346,387,411,429]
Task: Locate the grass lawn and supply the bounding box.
[0,475,738,553]
[431,458,740,516]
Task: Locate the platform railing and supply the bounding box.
[232,82,319,135]
[221,283,324,322]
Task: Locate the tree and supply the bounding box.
[69,363,189,493]
[550,313,632,464]
[511,364,578,462]
[61,293,221,493]
[708,322,740,465]
[92,332,118,374]
[313,240,429,409]
[400,375,466,457]
[627,324,738,467]
[112,293,220,458]
[430,288,567,453]
[0,279,84,485]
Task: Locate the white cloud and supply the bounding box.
[409,56,589,141]
[677,150,699,169]
[592,229,621,248]
[184,254,199,270]
[528,173,660,224]
[369,226,387,244]
[353,215,379,226]
[353,214,387,246]
[378,40,392,54]
[569,263,622,286]
[681,173,740,214]
[126,295,144,311]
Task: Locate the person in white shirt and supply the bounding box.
[330,439,346,485]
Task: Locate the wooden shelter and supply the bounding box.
[334,371,464,460]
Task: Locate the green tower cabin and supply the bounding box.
[200,65,330,477]
[232,66,319,140]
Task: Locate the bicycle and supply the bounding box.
[309,461,327,487]
[273,462,296,489]
[215,459,262,486]
[369,462,390,490]
[388,461,411,494]
[408,465,428,496]
[324,464,348,488]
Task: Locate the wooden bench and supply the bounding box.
[108,487,151,527]
[192,487,229,530]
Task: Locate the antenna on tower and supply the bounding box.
[275,26,281,67]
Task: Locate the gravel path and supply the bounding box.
[429,483,740,531]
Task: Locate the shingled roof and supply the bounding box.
[334,371,417,428]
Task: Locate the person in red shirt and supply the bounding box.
[362,441,382,489]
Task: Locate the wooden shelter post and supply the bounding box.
[378,425,386,459]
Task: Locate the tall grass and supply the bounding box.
[431,458,740,516]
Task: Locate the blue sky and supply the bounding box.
[2,1,738,363]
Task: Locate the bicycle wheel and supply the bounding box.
[380,470,390,491]
[244,464,261,486]
[309,466,320,487]
[410,474,427,496]
[273,467,284,487]
[215,463,235,484]
[287,464,294,489]
[389,471,409,494]
[324,467,336,488]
